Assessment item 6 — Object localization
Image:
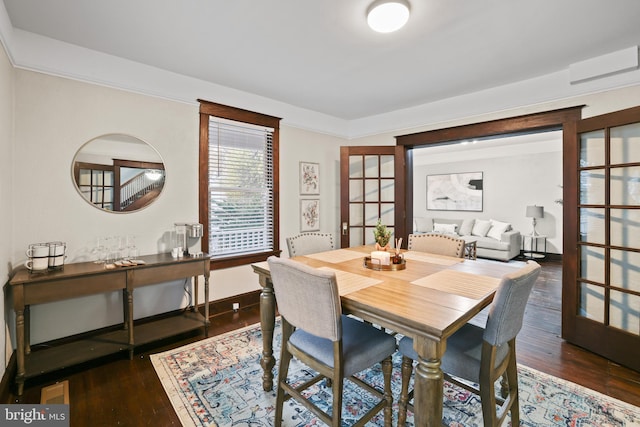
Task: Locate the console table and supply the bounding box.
[7,253,210,395]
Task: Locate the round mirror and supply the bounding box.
[71,134,166,213]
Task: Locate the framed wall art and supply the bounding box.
[300,162,320,195]
[427,172,483,211]
[300,199,320,232]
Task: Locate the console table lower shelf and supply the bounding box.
[23,310,206,381]
[8,253,211,395]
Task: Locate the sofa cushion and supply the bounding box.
[433,222,458,234]
[414,217,431,233]
[471,219,492,237]
[475,236,511,251]
[487,220,511,240]
[459,218,475,236]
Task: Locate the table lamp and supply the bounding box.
[526,205,544,236]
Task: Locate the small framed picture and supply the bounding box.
[300,199,320,232]
[300,162,320,195]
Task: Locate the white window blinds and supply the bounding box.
[208,117,275,258]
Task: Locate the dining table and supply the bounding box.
[251,245,524,426]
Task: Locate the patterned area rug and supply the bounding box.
[151,322,640,426]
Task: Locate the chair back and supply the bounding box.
[267,256,342,341]
[286,233,335,257]
[407,233,465,258]
[483,260,541,347]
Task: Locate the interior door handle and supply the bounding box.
[342,222,348,236]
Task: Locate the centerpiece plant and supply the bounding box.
[373,218,391,251]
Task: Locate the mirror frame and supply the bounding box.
[71,133,166,213]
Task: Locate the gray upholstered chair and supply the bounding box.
[286,232,335,257]
[407,233,465,258]
[397,260,541,427]
[267,256,395,427]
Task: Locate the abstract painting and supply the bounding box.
[427,172,483,211]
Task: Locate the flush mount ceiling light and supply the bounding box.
[367,0,410,33]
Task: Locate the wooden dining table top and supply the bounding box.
[253,245,524,342]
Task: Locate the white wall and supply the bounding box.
[0,35,13,371]
[413,136,563,253]
[279,126,347,255]
[8,70,350,346]
[11,70,201,343]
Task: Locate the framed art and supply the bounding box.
[300,162,320,195]
[300,199,320,232]
[427,172,483,211]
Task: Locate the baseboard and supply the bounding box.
[207,290,260,316]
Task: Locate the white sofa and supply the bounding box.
[413,217,522,261]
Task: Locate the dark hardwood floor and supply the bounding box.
[7,260,640,426]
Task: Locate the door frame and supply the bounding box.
[339,146,407,248]
[395,105,584,334]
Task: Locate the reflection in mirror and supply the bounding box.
[72,134,166,213]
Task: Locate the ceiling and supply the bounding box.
[3,0,640,120]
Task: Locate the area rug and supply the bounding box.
[151,321,640,426]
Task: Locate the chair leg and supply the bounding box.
[381,356,393,427]
[331,372,344,427]
[275,323,294,427]
[505,355,520,426]
[479,365,498,427]
[397,356,413,426]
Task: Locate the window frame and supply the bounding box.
[198,100,281,269]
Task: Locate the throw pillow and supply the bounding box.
[487,220,512,240]
[459,218,475,236]
[433,223,458,235]
[471,219,492,237]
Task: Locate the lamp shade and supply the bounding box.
[367,0,410,33]
[526,205,544,219]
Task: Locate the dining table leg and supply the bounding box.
[258,274,276,391]
[413,336,445,426]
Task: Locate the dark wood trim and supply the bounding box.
[576,105,640,132]
[394,145,409,247]
[339,146,399,248]
[205,290,261,316]
[199,112,210,258]
[561,118,579,339]
[198,99,281,128]
[396,106,584,146]
[198,100,281,270]
[211,250,281,270]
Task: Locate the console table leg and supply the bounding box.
[192,275,198,312]
[24,306,31,355]
[204,274,209,336]
[122,289,129,330]
[127,288,134,359]
[16,308,25,396]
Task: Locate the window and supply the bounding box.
[199,100,281,269]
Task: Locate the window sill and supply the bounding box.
[209,250,282,270]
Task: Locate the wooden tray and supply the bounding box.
[363,256,406,271]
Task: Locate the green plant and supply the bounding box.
[373,219,391,247]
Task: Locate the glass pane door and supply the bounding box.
[579,123,640,332]
[340,146,400,248]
